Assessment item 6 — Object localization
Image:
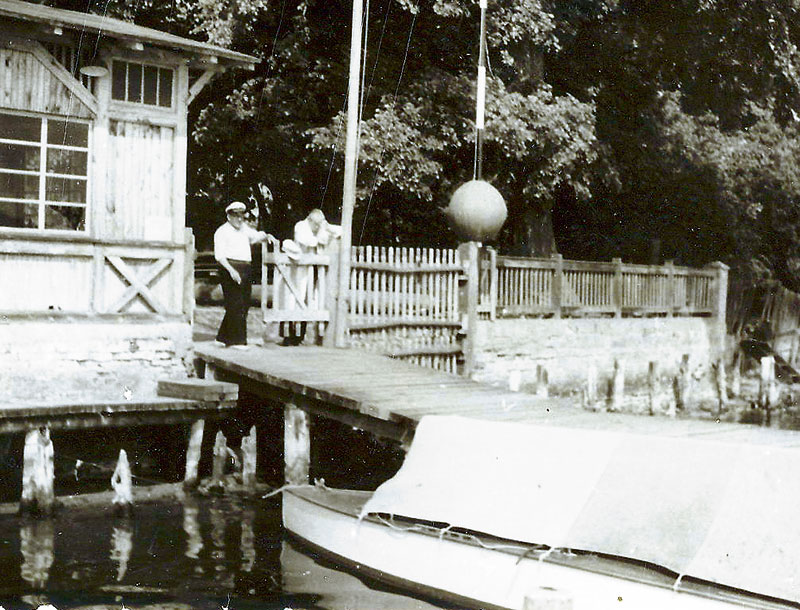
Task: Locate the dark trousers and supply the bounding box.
[216,261,252,346]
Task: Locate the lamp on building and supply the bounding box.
[79,61,108,78]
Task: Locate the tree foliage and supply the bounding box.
[46,0,800,285]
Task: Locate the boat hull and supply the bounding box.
[283,488,778,610]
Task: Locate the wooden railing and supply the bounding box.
[486,254,724,319]
[0,229,194,319]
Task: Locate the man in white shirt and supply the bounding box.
[280,209,342,345]
[214,201,278,348]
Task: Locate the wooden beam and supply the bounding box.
[186,69,216,105]
[25,40,98,116]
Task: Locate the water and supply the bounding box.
[0,494,440,610]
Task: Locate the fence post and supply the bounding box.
[665,259,675,318]
[552,253,563,319]
[183,228,195,323]
[612,257,623,318]
[458,242,480,377]
[706,261,729,362]
[488,246,498,321]
[323,250,340,347]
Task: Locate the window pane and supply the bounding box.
[112,60,127,100]
[1,172,39,200]
[47,149,87,175]
[144,66,158,105]
[0,143,40,171]
[158,68,173,107]
[0,114,40,142]
[46,176,86,203]
[47,120,89,148]
[127,63,142,103]
[0,201,38,228]
[45,204,85,230]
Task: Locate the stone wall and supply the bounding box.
[472,317,718,398]
[0,319,192,404]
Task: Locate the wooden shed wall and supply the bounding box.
[0,46,92,118]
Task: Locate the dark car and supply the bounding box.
[194,251,221,283]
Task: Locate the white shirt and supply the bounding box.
[214,222,264,262]
[294,219,342,253]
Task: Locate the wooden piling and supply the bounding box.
[20,428,55,517]
[610,359,625,412]
[241,425,257,488]
[111,449,133,516]
[647,361,658,416]
[760,355,777,412]
[285,404,310,485]
[730,350,741,397]
[211,430,228,487]
[184,419,205,488]
[584,364,598,411]
[713,359,728,416]
[674,354,691,413]
[535,364,549,399]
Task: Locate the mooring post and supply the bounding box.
[674,353,691,413]
[648,361,658,415]
[111,449,133,516]
[759,355,777,415]
[535,363,549,399]
[211,430,228,487]
[610,359,625,412]
[713,358,728,416]
[285,404,310,485]
[241,425,258,488]
[730,350,741,397]
[584,364,598,411]
[20,427,55,517]
[184,419,205,488]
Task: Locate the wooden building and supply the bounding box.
[0,0,257,403]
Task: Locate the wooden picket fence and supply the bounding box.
[348,246,463,373]
[263,243,727,374]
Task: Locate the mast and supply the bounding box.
[475,0,487,180]
[334,0,364,347]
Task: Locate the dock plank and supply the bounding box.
[193,342,800,448]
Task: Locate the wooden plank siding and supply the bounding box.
[0,43,93,118]
[0,235,192,316]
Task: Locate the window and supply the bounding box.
[112,60,173,108]
[0,112,89,231]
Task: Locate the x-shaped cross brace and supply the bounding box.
[106,255,172,314]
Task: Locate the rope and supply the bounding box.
[358,0,420,244]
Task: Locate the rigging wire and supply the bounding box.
[357,0,420,245]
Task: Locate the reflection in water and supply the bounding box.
[182,499,203,561]
[19,520,54,589]
[240,507,256,573]
[109,524,133,581]
[0,496,433,610]
[280,541,440,610]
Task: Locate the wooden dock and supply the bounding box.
[192,342,800,448]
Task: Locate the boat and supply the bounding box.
[283,415,800,610]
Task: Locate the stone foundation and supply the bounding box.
[0,319,193,404]
[473,317,718,399]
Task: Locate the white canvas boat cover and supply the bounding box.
[361,415,800,604]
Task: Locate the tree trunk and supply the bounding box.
[511,204,557,257]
